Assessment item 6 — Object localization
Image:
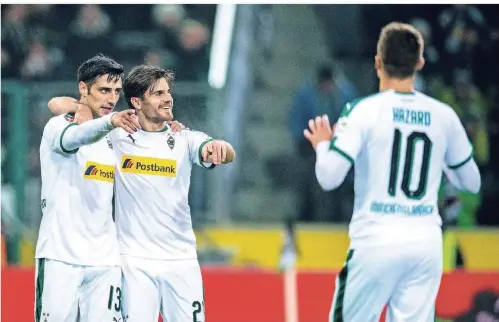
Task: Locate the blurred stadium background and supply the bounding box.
[2,3,499,322]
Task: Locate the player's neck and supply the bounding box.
[379,76,415,94]
[138,114,168,132]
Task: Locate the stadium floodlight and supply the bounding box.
[208,4,237,89]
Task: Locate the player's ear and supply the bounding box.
[78,81,88,97]
[416,56,425,71]
[374,55,381,71]
[131,97,141,110]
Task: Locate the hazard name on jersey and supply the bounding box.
[121,155,177,177]
[83,162,115,182]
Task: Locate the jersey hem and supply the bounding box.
[34,255,121,267]
[59,123,79,154]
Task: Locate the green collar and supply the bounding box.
[393,90,415,95]
[142,124,169,132]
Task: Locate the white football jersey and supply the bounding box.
[110,126,214,260]
[331,89,473,247]
[36,114,120,266]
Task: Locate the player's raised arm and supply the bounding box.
[304,114,351,191]
[53,110,141,154]
[444,110,481,194]
[305,101,368,190]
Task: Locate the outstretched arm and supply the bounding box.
[200,140,236,165]
[56,110,141,154]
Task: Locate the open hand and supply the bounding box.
[168,120,185,133]
[303,115,334,149]
[202,140,227,165]
[111,110,142,134]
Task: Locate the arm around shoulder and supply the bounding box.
[48,97,80,115]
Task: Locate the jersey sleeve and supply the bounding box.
[186,130,215,169]
[45,114,115,155]
[43,116,80,155]
[329,102,369,164]
[445,109,474,169]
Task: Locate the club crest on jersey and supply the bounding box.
[121,155,177,177]
[167,135,175,150]
[83,162,114,182]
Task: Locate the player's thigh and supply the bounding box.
[160,260,205,322]
[387,244,443,322]
[78,265,122,322]
[121,256,161,322]
[34,258,82,322]
[329,248,403,322]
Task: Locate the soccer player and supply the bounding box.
[112,64,235,322]
[304,22,481,322]
[48,64,236,321]
[35,54,141,322]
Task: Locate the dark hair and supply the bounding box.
[317,65,333,83]
[124,64,175,109]
[377,22,423,79]
[77,54,124,87]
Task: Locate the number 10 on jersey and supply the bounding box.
[388,129,432,200]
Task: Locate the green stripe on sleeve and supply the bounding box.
[448,152,473,170]
[329,138,354,165]
[198,138,215,169]
[59,123,79,154]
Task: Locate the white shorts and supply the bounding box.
[34,258,122,322]
[121,255,204,322]
[329,241,443,322]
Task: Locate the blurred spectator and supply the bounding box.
[152,4,186,52]
[289,65,357,222]
[455,290,499,322]
[438,5,487,82]
[1,4,30,78]
[255,5,274,61]
[410,18,441,93]
[20,41,53,80]
[143,50,176,69]
[434,72,489,166]
[64,4,115,70]
[173,19,211,81]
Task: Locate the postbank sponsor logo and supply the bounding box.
[83,162,114,182]
[121,155,177,177]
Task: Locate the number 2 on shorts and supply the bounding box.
[192,300,205,322]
